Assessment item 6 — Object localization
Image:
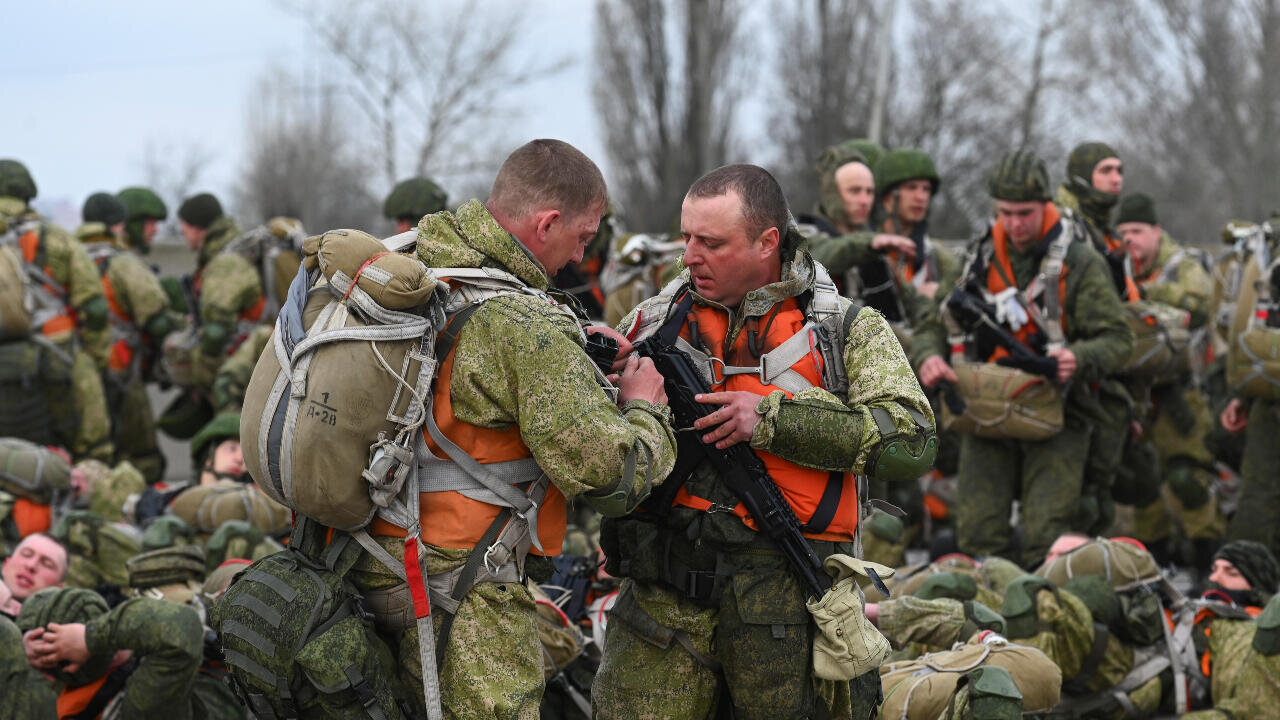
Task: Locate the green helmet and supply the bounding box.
[874,148,940,196]
[383,177,448,222]
[81,192,126,226]
[0,159,37,201]
[191,412,240,466]
[17,587,113,687]
[118,186,168,221]
[1115,192,1157,226]
[177,192,223,229]
[988,150,1052,202]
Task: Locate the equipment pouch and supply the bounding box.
[961,665,1023,720]
[1253,595,1280,655]
[942,362,1064,440]
[806,554,893,681]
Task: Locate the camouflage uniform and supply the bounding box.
[1123,232,1224,556]
[76,221,171,483]
[0,613,57,718]
[0,196,114,463]
[593,249,934,720]
[351,200,678,719]
[1182,594,1280,719]
[210,324,271,412]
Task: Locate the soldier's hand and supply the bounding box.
[871,234,916,260]
[1221,398,1248,432]
[1047,347,1077,383]
[918,355,957,389]
[694,391,762,449]
[585,325,634,370]
[617,354,667,406]
[25,622,91,672]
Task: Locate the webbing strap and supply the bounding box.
[436,508,512,666]
[403,537,444,720]
[245,569,299,603]
[224,648,279,687]
[801,472,843,534]
[231,594,283,627]
[222,619,277,658]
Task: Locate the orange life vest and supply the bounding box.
[57,672,111,718]
[985,204,1069,363]
[13,497,52,537]
[88,252,138,374]
[664,294,858,543]
[1193,603,1263,678]
[19,227,77,338]
[369,303,567,556]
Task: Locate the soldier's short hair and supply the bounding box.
[488,139,608,222]
[686,164,790,244]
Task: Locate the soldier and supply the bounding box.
[134,412,250,527]
[0,159,114,463]
[0,612,56,718]
[116,186,168,255]
[176,192,264,381]
[19,587,207,719]
[209,324,270,412]
[1113,193,1223,570]
[383,175,449,233]
[76,192,172,483]
[915,150,1133,566]
[0,533,68,611]
[594,163,936,719]
[349,139,677,718]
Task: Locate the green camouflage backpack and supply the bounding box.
[210,522,406,719]
[0,437,70,503]
[52,510,141,588]
[141,513,197,551]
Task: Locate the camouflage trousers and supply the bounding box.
[105,374,164,484]
[1123,385,1225,544]
[1228,399,1280,560]
[593,567,872,720]
[954,422,1089,567]
[70,348,114,463]
[349,536,544,720]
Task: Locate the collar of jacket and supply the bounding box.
[414,199,550,291]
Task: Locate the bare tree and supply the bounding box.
[234,68,382,234]
[285,0,569,194]
[770,0,883,213]
[593,0,745,232]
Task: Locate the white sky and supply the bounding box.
[3,0,600,226]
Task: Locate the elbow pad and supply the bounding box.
[584,443,652,518]
[865,407,937,483]
[78,296,109,331]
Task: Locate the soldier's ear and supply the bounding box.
[756,226,780,258]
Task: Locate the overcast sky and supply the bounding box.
[4,0,600,226]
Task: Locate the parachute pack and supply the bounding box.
[1223,223,1280,399]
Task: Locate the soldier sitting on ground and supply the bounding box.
[0,533,68,615]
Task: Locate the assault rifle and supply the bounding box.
[634,295,889,600]
[945,288,1058,379]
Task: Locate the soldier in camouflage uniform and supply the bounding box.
[384,175,449,233]
[0,159,114,463]
[915,150,1133,566]
[19,586,208,719]
[76,192,173,483]
[1054,142,1138,538]
[1112,193,1224,569]
[210,324,270,412]
[0,613,57,718]
[594,164,936,720]
[175,192,264,392]
[349,139,677,719]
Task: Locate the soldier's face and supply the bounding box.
[995,201,1047,250]
[890,179,933,225]
[1,535,66,600]
[535,205,604,275]
[1118,222,1161,269]
[142,219,159,245]
[1092,158,1123,194]
[179,221,207,251]
[1209,559,1252,591]
[680,191,781,308]
[834,162,875,227]
[211,439,245,478]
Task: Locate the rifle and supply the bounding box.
[945,288,1058,379]
[180,274,201,330]
[634,294,889,599]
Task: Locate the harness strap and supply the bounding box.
[1062,622,1110,695]
[435,506,513,666]
[801,473,844,534]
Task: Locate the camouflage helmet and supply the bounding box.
[0,159,37,201]
[127,544,207,590]
[383,177,448,222]
[141,514,196,552]
[117,186,168,221]
[988,150,1052,202]
[815,139,882,229]
[81,192,127,226]
[874,148,940,196]
[191,412,240,466]
[177,192,223,229]
[17,587,113,687]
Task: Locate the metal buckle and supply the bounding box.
[707,356,727,386]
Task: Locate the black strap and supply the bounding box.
[65,659,137,720]
[656,292,696,346]
[801,472,843,534]
[1063,622,1111,695]
[434,302,485,362]
[435,507,513,665]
